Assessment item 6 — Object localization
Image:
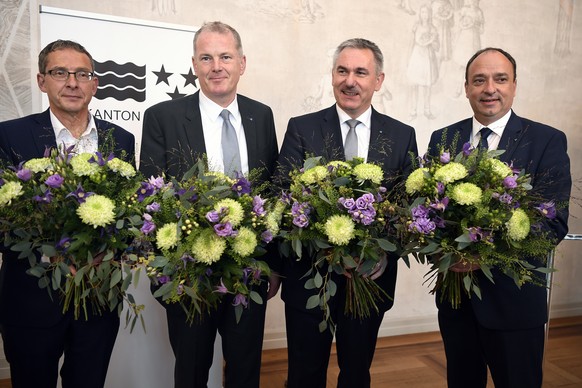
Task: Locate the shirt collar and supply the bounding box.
[49,109,97,140]
[336,105,372,129]
[472,109,512,138]
[199,90,240,122]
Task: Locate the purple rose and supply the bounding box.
[503,176,518,189]
[339,197,356,210]
[45,174,64,188]
[261,230,273,243]
[16,168,32,181]
[440,152,450,163]
[214,222,235,237]
[140,219,156,235]
[206,210,221,223]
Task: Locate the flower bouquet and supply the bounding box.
[0,145,143,322]
[274,156,397,331]
[399,141,558,308]
[129,159,274,323]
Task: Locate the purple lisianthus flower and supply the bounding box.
[499,193,513,204]
[33,189,53,203]
[232,293,248,307]
[462,142,473,156]
[409,217,436,234]
[411,204,430,218]
[252,195,267,216]
[148,176,165,189]
[137,182,155,202]
[261,230,273,243]
[16,168,32,181]
[146,202,161,212]
[440,152,451,164]
[293,214,310,228]
[66,184,93,204]
[503,176,518,189]
[214,222,235,237]
[535,201,557,219]
[45,174,64,189]
[338,197,356,210]
[215,279,228,294]
[436,182,445,195]
[206,210,221,223]
[232,173,251,196]
[140,216,156,235]
[157,275,171,284]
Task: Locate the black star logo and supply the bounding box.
[153,65,172,86]
[181,68,198,88]
[167,86,186,100]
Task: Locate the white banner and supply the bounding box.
[39,7,223,388]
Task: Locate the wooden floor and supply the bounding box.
[260,315,582,388]
[0,316,580,388]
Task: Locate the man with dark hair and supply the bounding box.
[429,47,571,388]
[139,21,278,388]
[277,38,418,388]
[0,39,135,388]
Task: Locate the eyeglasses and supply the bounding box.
[44,68,95,82]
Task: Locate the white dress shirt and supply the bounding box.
[337,105,372,161]
[470,109,512,151]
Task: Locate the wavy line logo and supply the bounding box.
[94,60,146,102]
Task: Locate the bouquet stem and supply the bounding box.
[344,272,387,318]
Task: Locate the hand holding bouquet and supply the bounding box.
[129,159,274,323]
[399,141,558,307]
[274,156,397,332]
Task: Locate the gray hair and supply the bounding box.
[333,38,384,75]
[193,21,243,57]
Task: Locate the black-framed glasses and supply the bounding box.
[45,68,95,82]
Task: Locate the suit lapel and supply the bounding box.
[497,112,523,163]
[182,92,207,156]
[367,108,388,163]
[321,106,344,160]
[239,96,260,170]
[33,109,57,156]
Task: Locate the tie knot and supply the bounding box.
[479,127,493,149]
[346,119,360,130]
[220,109,230,120]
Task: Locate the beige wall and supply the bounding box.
[1,0,581,365]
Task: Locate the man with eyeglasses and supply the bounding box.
[0,40,134,388]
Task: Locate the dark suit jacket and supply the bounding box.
[428,111,571,330]
[0,109,135,328]
[277,105,418,313]
[139,91,278,184]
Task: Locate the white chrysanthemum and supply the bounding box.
[324,215,356,246]
[23,158,53,173]
[0,181,23,205]
[214,198,244,227]
[76,195,116,228]
[450,183,483,206]
[107,158,136,178]
[353,163,383,184]
[156,223,180,250]
[232,226,258,257]
[192,228,226,264]
[506,208,530,241]
[433,162,468,184]
[300,165,329,185]
[70,153,99,176]
[405,168,428,194]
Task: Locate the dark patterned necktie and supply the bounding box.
[479,127,493,150]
